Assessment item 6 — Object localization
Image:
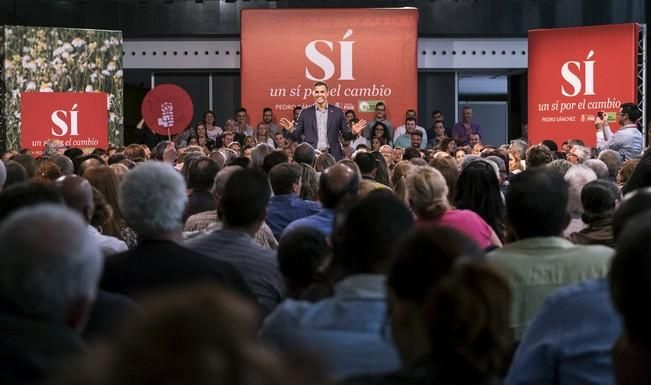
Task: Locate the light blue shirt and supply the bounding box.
[260,274,400,379]
[505,278,621,385]
[282,208,335,238]
[316,105,329,150]
[392,134,413,149]
[598,124,643,161]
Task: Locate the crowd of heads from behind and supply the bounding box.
[0,88,649,385]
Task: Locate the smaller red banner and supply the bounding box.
[21,92,108,152]
[141,84,194,136]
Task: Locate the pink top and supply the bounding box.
[416,209,494,249]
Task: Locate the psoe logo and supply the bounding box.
[561,50,596,97]
[51,104,80,137]
[305,29,355,82]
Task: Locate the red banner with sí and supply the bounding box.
[20,92,108,152]
[528,23,639,147]
[241,8,418,127]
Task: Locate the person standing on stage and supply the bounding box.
[280,82,366,161]
[597,103,643,161]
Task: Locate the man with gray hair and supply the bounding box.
[0,204,102,384]
[100,162,252,301]
[564,165,598,237]
[598,149,623,182]
[184,166,278,249]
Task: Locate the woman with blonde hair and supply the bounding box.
[391,160,415,207]
[406,166,502,249]
[508,149,524,174]
[84,166,137,248]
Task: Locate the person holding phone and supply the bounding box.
[597,104,643,161]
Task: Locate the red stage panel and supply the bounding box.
[528,23,638,147]
[241,8,418,126]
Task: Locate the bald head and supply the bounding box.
[319,164,359,209]
[55,175,94,223]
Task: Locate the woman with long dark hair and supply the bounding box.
[454,159,506,242]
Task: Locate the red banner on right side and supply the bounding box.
[528,23,639,148]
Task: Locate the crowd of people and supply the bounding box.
[1,82,651,385]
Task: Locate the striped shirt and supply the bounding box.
[185,228,284,316]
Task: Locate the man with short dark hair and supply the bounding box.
[597,102,643,160]
[235,107,254,137]
[284,163,359,237]
[393,109,427,148]
[280,82,366,161]
[354,152,388,190]
[262,107,282,135]
[262,150,289,174]
[452,105,481,146]
[393,116,419,149]
[266,163,321,240]
[469,132,482,148]
[186,168,283,316]
[489,168,613,341]
[363,102,394,141]
[410,130,423,149]
[293,142,316,166]
[184,157,221,221]
[262,190,414,379]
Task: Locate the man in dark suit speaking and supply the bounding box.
[280,81,366,161]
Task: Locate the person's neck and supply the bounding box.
[139,230,183,243]
[222,223,258,237]
[316,101,328,110]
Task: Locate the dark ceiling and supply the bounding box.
[0,0,646,38]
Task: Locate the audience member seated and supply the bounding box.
[57,285,322,385]
[183,157,221,221]
[564,165,598,237]
[584,158,609,179]
[262,150,289,174]
[621,150,651,196]
[261,190,414,379]
[505,188,651,385]
[186,168,284,316]
[525,144,553,168]
[84,166,138,248]
[284,163,359,238]
[454,159,506,243]
[597,149,622,182]
[406,165,501,249]
[568,179,620,248]
[0,205,102,385]
[3,160,28,188]
[184,166,277,249]
[277,227,331,300]
[489,168,613,341]
[610,211,651,385]
[55,175,127,256]
[266,162,321,240]
[347,227,511,385]
[100,162,253,302]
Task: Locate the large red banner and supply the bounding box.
[20,92,108,152]
[528,24,638,147]
[241,8,418,126]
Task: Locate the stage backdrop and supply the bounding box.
[241,8,418,127]
[528,23,639,147]
[1,26,123,152]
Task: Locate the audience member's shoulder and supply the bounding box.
[262,298,315,328]
[572,243,615,258]
[545,278,608,307]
